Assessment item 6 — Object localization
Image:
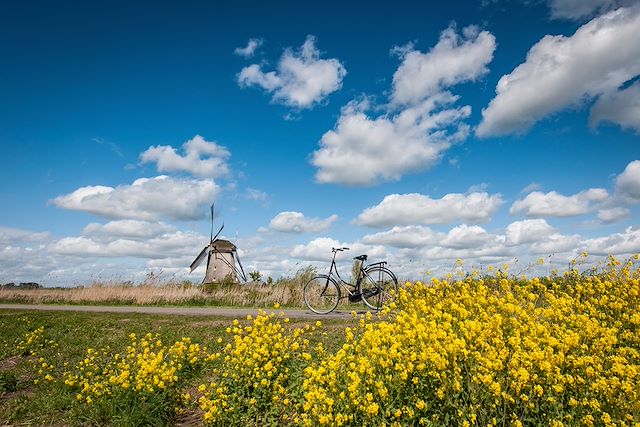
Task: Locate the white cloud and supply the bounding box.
[581,226,640,255]
[0,227,58,284]
[50,229,204,259]
[362,226,442,248]
[290,237,386,262]
[312,94,471,185]
[269,211,338,233]
[597,207,630,223]
[234,38,263,58]
[590,80,640,133]
[522,182,543,194]
[139,135,230,178]
[530,233,582,254]
[615,160,640,200]
[82,220,175,239]
[244,188,268,202]
[51,175,219,221]
[419,240,513,262]
[510,189,609,217]
[391,25,496,106]
[440,224,494,248]
[237,35,346,109]
[0,226,49,245]
[356,192,504,228]
[477,5,640,137]
[289,237,341,261]
[548,0,638,20]
[506,219,555,245]
[311,24,496,186]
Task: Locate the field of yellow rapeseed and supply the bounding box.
[299,257,640,426]
[199,256,639,426]
[14,255,640,426]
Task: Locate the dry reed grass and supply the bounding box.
[0,284,203,305]
[0,268,318,307]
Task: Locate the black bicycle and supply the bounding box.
[303,247,398,314]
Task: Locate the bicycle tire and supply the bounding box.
[359,267,398,311]
[303,275,340,314]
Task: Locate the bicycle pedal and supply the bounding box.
[348,294,362,302]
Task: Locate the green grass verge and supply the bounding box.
[0,309,350,426]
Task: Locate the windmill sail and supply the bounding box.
[235,250,247,282]
[212,223,224,242]
[190,245,209,273]
[210,203,214,242]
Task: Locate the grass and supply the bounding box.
[0,268,320,308]
[0,309,350,426]
[0,266,374,312]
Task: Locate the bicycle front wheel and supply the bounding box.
[359,267,398,311]
[303,275,340,314]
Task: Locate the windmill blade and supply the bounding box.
[212,223,224,242]
[210,203,215,242]
[235,250,247,282]
[189,246,209,273]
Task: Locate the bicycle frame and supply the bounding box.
[325,248,373,299]
[303,247,398,314]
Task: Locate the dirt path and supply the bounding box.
[0,304,360,319]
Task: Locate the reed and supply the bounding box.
[0,268,318,308]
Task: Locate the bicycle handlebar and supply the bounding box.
[332,247,350,252]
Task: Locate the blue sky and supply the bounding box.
[1,0,639,285]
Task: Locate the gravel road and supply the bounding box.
[0,304,360,319]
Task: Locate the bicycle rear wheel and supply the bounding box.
[359,267,398,311]
[303,275,340,314]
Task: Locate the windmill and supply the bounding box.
[189,204,247,283]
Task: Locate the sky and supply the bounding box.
[1,0,639,286]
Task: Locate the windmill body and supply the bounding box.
[190,206,247,284]
[203,239,241,283]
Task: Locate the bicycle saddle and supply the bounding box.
[354,254,368,261]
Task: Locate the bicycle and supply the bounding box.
[303,247,398,314]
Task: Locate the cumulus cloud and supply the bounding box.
[522,182,543,194]
[82,220,175,239]
[51,175,219,221]
[615,160,640,201]
[590,80,640,133]
[477,5,640,137]
[290,237,386,262]
[269,211,338,233]
[530,233,582,254]
[0,226,58,284]
[440,225,494,248]
[312,24,495,186]
[244,188,268,202]
[510,189,608,217]
[597,207,630,223]
[505,219,555,245]
[50,229,204,259]
[356,192,504,228]
[0,226,50,245]
[391,25,496,106]
[548,0,638,20]
[362,226,442,248]
[237,35,346,109]
[356,193,504,227]
[139,135,230,178]
[581,226,640,255]
[234,38,263,58]
[312,94,471,185]
[418,239,512,262]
